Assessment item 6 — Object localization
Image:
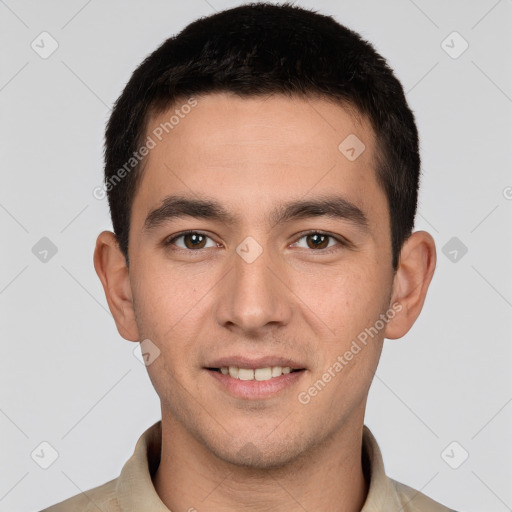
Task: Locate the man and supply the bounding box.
[42,2,456,511]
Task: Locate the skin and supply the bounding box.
[94,92,436,512]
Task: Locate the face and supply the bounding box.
[124,92,397,467]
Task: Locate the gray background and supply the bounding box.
[1,1,511,511]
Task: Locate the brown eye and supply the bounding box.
[165,231,217,251]
[182,233,207,249]
[292,231,342,252]
[305,233,330,249]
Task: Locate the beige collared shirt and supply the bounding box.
[41,421,456,511]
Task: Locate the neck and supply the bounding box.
[153,411,368,512]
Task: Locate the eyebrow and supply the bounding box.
[142,194,369,233]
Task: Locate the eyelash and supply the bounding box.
[163,229,349,255]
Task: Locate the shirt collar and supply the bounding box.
[360,425,403,510]
[116,420,402,511]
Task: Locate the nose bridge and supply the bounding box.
[215,237,291,332]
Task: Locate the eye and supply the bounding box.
[164,230,348,253]
[164,230,219,251]
[291,231,346,253]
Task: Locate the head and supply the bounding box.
[94,2,435,468]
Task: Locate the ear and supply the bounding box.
[384,230,436,339]
[93,231,140,342]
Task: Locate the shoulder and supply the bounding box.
[390,478,459,512]
[39,477,120,512]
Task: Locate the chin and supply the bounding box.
[208,434,310,470]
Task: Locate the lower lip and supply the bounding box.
[206,369,306,400]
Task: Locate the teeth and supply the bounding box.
[238,368,254,381]
[271,366,282,377]
[255,368,272,381]
[219,366,296,381]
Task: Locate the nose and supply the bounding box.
[214,240,293,335]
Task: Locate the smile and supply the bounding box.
[210,366,302,381]
[206,367,306,399]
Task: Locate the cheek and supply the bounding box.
[300,262,388,339]
[131,258,199,334]
[131,262,208,372]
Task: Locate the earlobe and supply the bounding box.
[93,231,140,342]
[384,230,437,340]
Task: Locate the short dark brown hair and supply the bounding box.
[104,2,420,270]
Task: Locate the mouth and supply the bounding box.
[204,365,307,400]
[206,366,305,381]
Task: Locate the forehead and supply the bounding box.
[145,92,373,163]
[132,92,386,229]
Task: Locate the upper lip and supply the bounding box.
[205,355,306,370]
